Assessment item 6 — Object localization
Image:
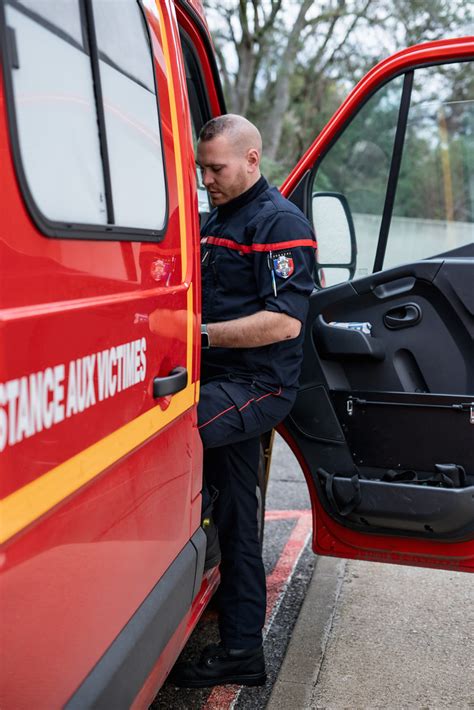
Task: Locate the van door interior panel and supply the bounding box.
[286,258,474,540]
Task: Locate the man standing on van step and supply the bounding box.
[170,114,316,688]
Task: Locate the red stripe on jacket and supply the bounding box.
[201,236,317,253]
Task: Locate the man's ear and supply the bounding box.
[246,148,260,173]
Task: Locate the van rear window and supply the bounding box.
[1,0,167,241]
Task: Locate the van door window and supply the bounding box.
[311,75,404,287]
[310,61,473,288]
[92,0,167,230]
[384,62,473,268]
[13,0,85,44]
[180,31,212,217]
[4,0,107,225]
[2,0,167,239]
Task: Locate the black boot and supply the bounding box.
[168,643,266,688]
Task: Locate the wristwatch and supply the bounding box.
[201,324,211,349]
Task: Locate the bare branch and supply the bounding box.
[260,0,283,35]
[239,0,250,41]
[310,7,345,66]
[318,0,374,75]
[281,0,315,59]
[252,0,260,34]
[223,7,238,49]
[214,42,233,97]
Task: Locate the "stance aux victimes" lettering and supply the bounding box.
[0,337,147,452]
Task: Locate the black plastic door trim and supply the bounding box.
[373,70,414,272]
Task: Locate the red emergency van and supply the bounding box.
[0,0,472,707]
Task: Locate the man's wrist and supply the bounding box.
[201,324,211,349]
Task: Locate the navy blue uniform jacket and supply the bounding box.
[201,176,317,389]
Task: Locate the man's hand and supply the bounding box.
[207,311,301,348]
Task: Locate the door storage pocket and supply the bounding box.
[317,467,474,538]
[331,390,474,474]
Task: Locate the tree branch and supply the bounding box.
[318,0,374,75]
[214,42,233,97]
[260,0,283,35]
[310,8,344,67]
[252,0,261,35]
[239,0,250,40]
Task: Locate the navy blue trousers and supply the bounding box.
[198,376,296,649]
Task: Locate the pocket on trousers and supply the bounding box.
[218,381,255,433]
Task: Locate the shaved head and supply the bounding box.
[199,114,262,157]
[197,115,263,206]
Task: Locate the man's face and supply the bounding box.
[197,135,257,206]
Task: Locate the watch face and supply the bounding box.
[201,330,210,349]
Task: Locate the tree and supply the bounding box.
[205,0,472,178]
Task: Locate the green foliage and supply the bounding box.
[260,156,288,186]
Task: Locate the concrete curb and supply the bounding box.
[266,556,346,709]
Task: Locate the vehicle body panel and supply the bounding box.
[0,0,210,706]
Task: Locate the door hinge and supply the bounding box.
[452,402,474,423]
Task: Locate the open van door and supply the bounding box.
[280,37,474,573]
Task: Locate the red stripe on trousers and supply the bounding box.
[198,387,282,430]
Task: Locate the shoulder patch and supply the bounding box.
[273,251,294,279]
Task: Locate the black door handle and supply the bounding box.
[384,303,422,330]
[153,367,188,397]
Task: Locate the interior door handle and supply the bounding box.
[153,367,188,397]
[383,303,422,330]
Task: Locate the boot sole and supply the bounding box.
[172,672,267,688]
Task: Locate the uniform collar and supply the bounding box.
[216,175,269,217]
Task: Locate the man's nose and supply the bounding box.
[202,170,214,187]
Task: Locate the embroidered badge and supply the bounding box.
[273,252,294,279]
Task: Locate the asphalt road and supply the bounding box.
[152,432,313,710]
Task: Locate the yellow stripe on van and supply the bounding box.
[0,384,195,544]
[156,0,188,283]
[156,0,194,378]
[187,287,194,376]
